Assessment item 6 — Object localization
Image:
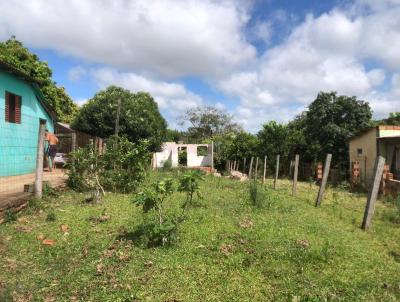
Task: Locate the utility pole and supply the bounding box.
[115,99,121,137]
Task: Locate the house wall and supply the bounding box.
[0,71,54,177]
[153,142,212,168]
[349,128,377,186]
[378,125,400,138]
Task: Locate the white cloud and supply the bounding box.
[0,0,256,78]
[68,66,87,82]
[217,4,400,131]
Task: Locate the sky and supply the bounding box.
[0,0,400,132]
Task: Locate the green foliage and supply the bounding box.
[178,170,204,210]
[71,86,167,152]
[46,211,57,222]
[133,179,177,246]
[161,158,172,171]
[381,112,400,125]
[248,180,266,208]
[178,148,187,166]
[3,209,16,223]
[101,136,150,192]
[0,38,78,122]
[292,92,372,166]
[384,195,400,224]
[68,136,150,194]
[214,131,257,171]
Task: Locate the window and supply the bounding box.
[197,146,208,156]
[5,92,21,124]
[357,148,363,155]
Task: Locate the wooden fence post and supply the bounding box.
[243,158,246,173]
[34,121,46,198]
[361,156,385,230]
[263,155,267,184]
[248,157,254,177]
[211,141,214,171]
[315,154,332,207]
[273,155,280,189]
[292,154,299,196]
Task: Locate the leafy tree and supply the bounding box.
[72,86,167,151]
[0,37,78,122]
[212,131,257,171]
[381,112,400,125]
[179,106,242,141]
[257,121,291,159]
[299,92,372,166]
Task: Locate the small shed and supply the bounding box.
[0,61,56,177]
[349,125,400,185]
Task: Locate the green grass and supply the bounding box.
[0,171,400,301]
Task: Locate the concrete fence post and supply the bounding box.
[292,154,299,196]
[273,155,280,189]
[248,157,254,178]
[263,155,267,184]
[34,121,46,198]
[361,156,385,230]
[315,154,332,207]
[254,157,259,180]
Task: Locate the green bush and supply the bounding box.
[3,210,16,223]
[46,211,57,222]
[248,180,266,208]
[133,179,177,246]
[68,136,150,195]
[178,169,204,212]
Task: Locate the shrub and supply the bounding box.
[46,211,57,222]
[133,179,177,246]
[68,136,150,196]
[178,170,204,213]
[3,210,16,223]
[248,180,266,208]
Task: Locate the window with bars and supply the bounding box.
[5,91,21,124]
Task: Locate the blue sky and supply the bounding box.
[1,0,399,132]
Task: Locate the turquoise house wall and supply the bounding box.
[0,70,54,177]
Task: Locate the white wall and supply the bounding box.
[153,142,212,168]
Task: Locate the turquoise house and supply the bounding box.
[0,62,56,177]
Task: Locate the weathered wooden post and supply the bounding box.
[315,154,332,207]
[292,154,299,196]
[243,158,246,173]
[34,121,46,198]
[273,155,280,189]
[248,157,254,177]
[361,156,385,230]
[254,157,259,180]
[263,155,267,184]
[234,160,237,171]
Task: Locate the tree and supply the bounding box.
[301,92,372,166]
[382,112,400,125]
[257,121,291,159]
[178,106,242,141]
[71,86,167,151]
[0,37,78,122]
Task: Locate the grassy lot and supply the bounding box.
[0,171,400,301]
